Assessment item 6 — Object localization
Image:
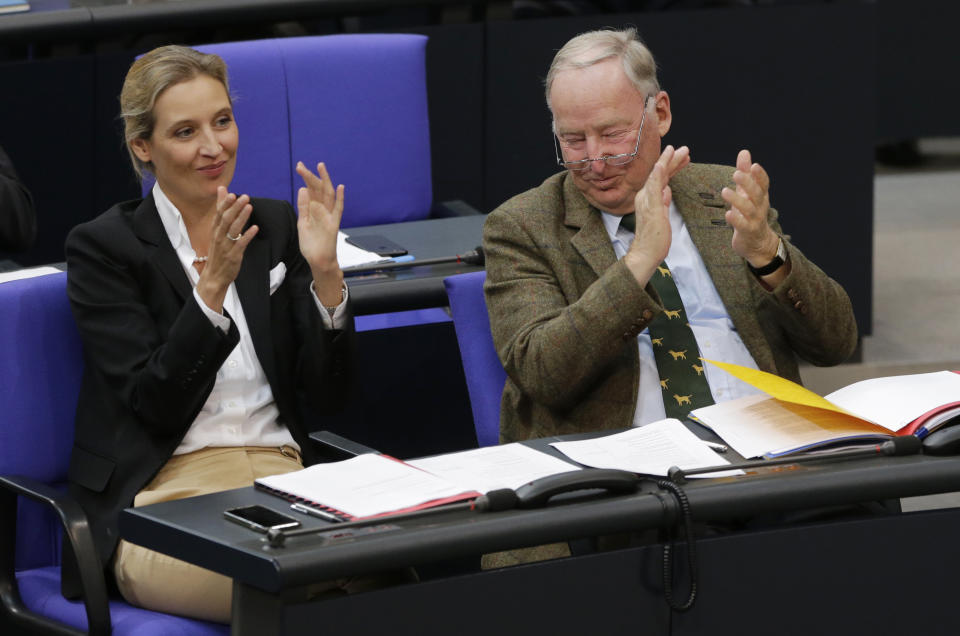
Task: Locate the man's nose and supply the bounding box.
[587,155,607,174]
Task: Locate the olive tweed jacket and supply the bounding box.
[482,164,857,444]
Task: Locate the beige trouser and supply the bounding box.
[114,446,415,624]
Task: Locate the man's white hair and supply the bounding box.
[545,27,660,112]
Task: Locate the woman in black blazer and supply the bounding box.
[65,45,359,623]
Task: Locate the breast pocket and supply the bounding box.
[67,445,116,493]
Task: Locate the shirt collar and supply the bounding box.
[599,202,680,244]
[600,210,629,241]
[151,182,199,261]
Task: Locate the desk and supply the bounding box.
[121,448,960,635]
[318,213,485,457]
[345,214,485,316]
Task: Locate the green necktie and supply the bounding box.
[619,214,714,419]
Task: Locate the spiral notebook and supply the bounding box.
[255,453,481,521]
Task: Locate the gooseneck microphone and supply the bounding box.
[669,435,923,483]
[343,246,484,275]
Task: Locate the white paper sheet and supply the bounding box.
[825,371,960,431]
[336,231,392,269]
[550,419,741,478]
[0,266,61,284]
[256,453,476,518]
[407,443,581,493]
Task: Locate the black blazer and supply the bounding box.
[64,196,353,566]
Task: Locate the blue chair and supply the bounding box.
[144,33,442,228]
[0,272,226,635]
[169,33,461,331]
[443,271,505,447]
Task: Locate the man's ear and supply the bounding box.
[654,90,672,138]
[130,138,152,163]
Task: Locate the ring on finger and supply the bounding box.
[226,232,241,241]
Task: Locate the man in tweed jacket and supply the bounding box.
[483,28,857,447]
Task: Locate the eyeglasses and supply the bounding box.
[553,97,651,172]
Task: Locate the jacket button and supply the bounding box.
[642,310,653,321]
[787,288,799,301]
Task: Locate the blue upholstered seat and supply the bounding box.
[144,33,434,228]
[0,272,227,635]
[163,33,454,330]
[444,271,505,447]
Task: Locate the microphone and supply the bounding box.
[343,246,485,275]
[474,488,519,512]
[669,435,923,484]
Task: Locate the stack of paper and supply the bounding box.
[407,443,582,492]
[550,419,740,478]
[256,454,479,520]
[691,360,960,457]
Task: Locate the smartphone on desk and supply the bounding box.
[345,234,408,257]
[223,504,301,533]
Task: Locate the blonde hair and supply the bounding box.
[545,27,660,110]
[120,45,230,180]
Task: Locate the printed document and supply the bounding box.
[550,419,741,478]
[407,443,581,493]
[256,453,477,519]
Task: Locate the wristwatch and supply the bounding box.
[747,236,787,276]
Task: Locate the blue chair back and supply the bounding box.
[443,271,505,447]
[0,273,81,572]
[0,273,227,635]
[143,33,433,228]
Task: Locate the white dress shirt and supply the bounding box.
[600,203,763,426]
[151,184,348,455]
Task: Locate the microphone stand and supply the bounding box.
[669,436,923,484]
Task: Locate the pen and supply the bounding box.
[702,441,728,453]
[290,503,344,523]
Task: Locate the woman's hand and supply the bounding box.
[296,161,345,307]
[196,186,258,312]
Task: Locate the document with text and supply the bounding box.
[407,443,581,493]
[693,361,960,457]
[256,453,479,520]
[549,419,741,478]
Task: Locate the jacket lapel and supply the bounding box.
[233,220,277,387]
[564,175,617,277]
[132,197,192,302]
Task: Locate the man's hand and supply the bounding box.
[623,145,689,286]
[722,149,781,267]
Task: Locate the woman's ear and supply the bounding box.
[130,138,152,163]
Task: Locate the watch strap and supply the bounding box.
[747,237,786,276]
